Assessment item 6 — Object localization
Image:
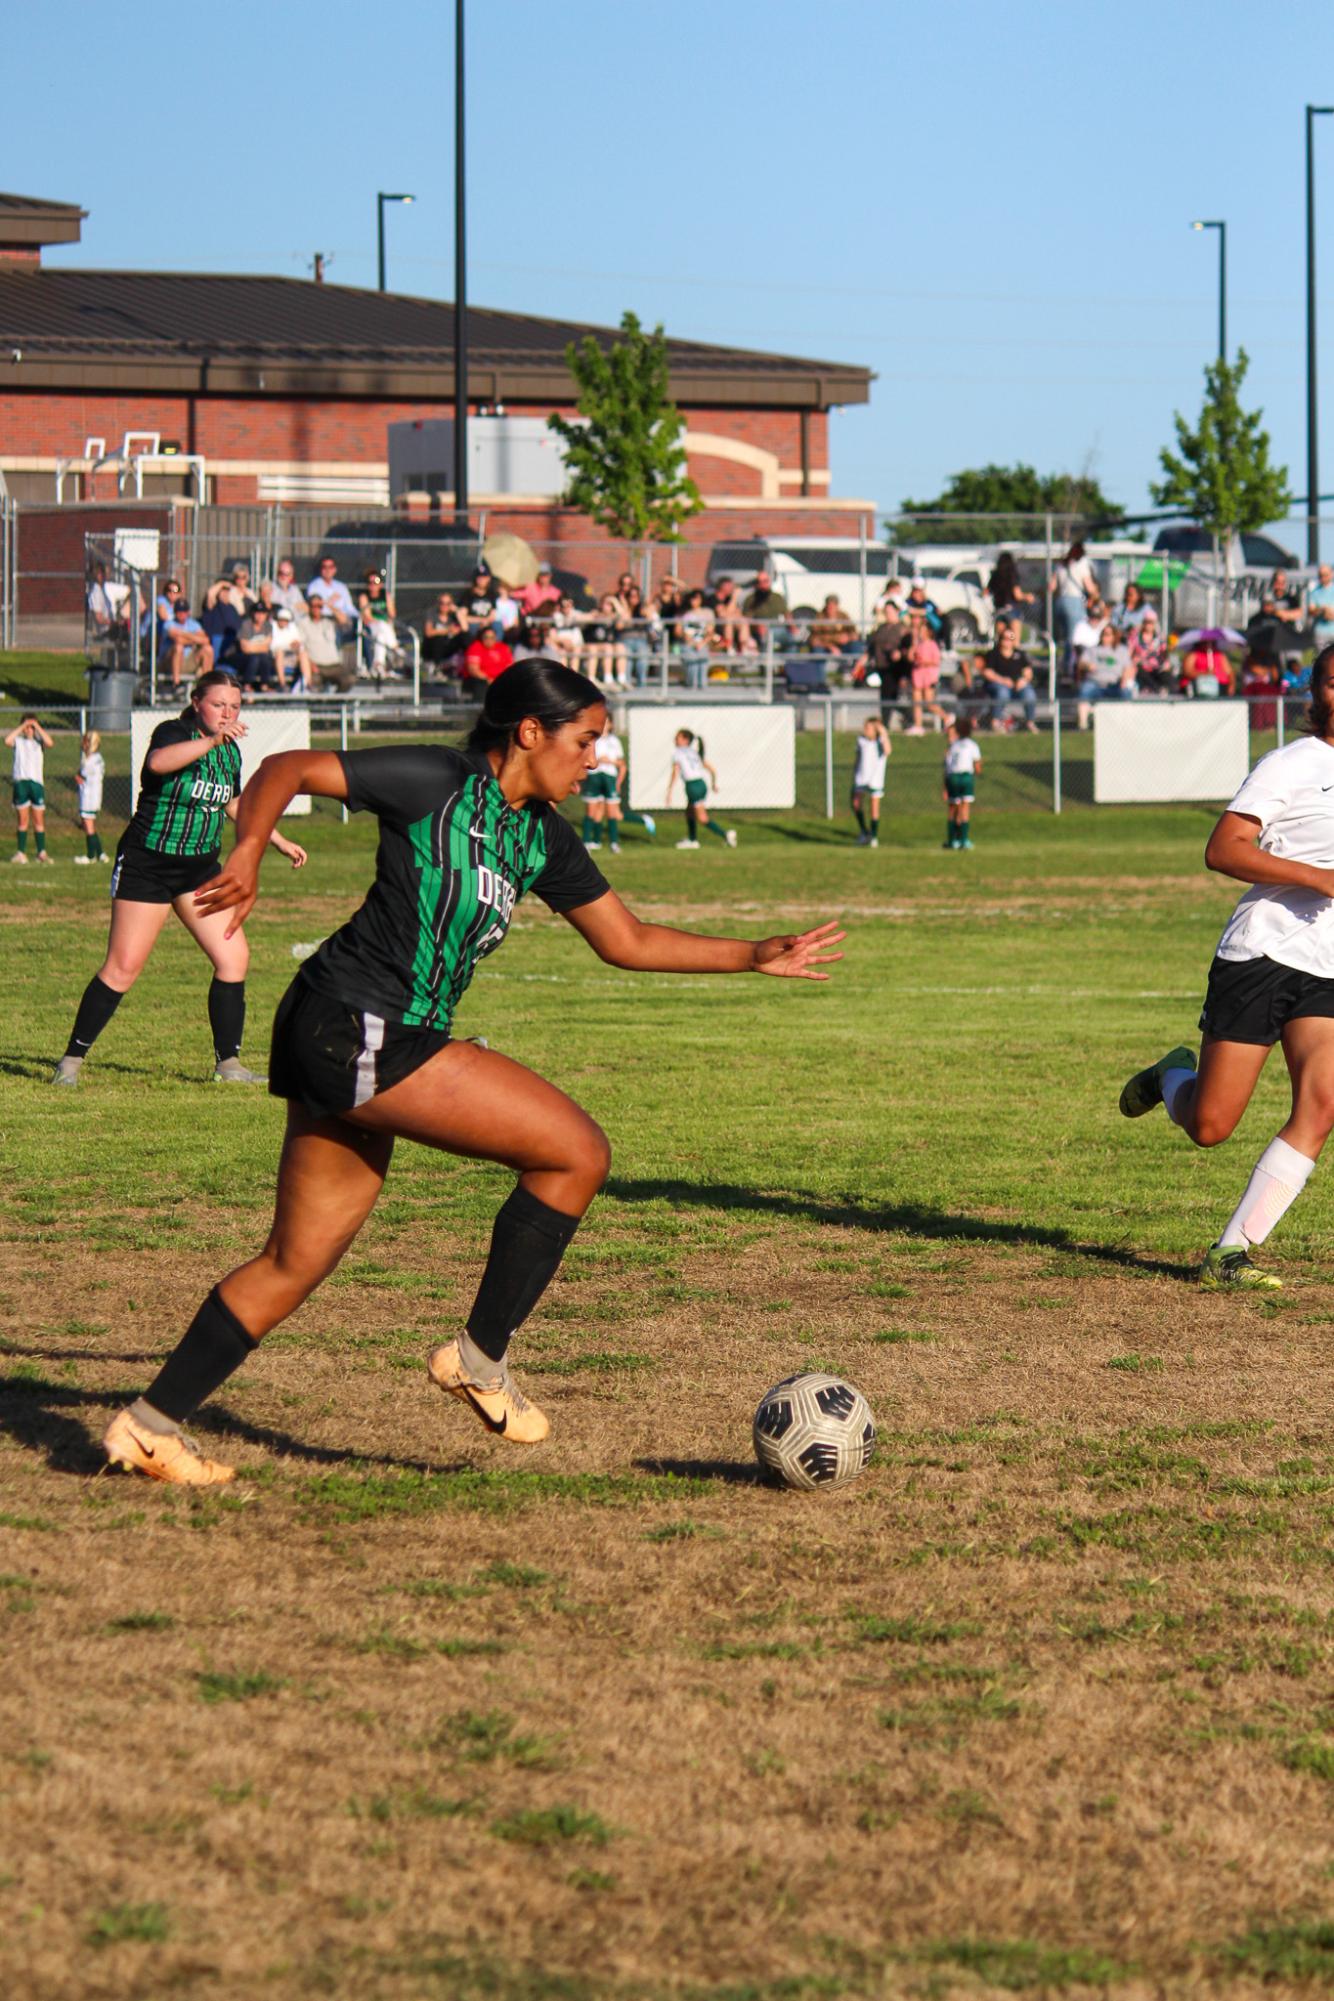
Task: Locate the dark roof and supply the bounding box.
[0,193,85,247]
[0,269,870,409]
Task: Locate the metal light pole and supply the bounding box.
[1307,108,1334,565]
[453,0,469,525]
[1190,219,1226,362]
[376,192,415,293]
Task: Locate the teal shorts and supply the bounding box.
[13,779,44,809]
[581,772,618,801]
[684,777,708,806]
[945,773,975,802]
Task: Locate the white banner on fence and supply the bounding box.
[131,708,312,815]
[1093,700,1250,804]
[627,705,795,811]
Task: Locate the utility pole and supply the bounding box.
[453,0,469,525]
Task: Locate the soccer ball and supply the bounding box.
[752,1372,876,1490]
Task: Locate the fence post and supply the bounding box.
[148,571,158,708]
[764,623,774,703]
[824,698,834,819]
[1277,694,1286,749]
[340,704,349,823]
[1051,677,1063,815]
[660,627,670,697]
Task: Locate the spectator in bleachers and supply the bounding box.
[268,559,307,617]
[358,570,402,680]
[876,577,906,624]
[986,551,1036,629]
[422,592,469,672]
[298,592,355,691]
[583,594,630,689]
[548,596,585,669]
[201,576,246,677]
[1242,658,1280,730]
[1308,562,1334,655]
[270,606,313,692]
[515,562,560,616]
[462,622,514,684]
[976,624,1039,731]
[904,612,947,734]
[855,608,906,698]
[305,556,355,632]
[1179,638,1235,699]
[618,582,657,687]
[162,596,215,688]
[228,563,258,615]
[742,568,787,629]
[237,600,280,692]
[1128,609,1172,694]
[87,563,135,644]
[1112,581,1149,635]
[490,582,521,636]
[810,594,859,666]
[1268,569,1304,640]
[903,576,944,638]
[465,567,497,635]
[676,588,716,691]
[658,575,685,620]
[1051,539,1096,671]
[710,576,755,654]
[155,579,184,659]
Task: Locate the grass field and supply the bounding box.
[0,719,1331,1999]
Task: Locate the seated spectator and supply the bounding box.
[298,592,355,691]
[491,582,521,636]
[514,562,560,616]
[270,605,313,692]
[1246,597,1285,669]
[162,597,214,688]
[464,567,497,635]
[904,613,947,734]
[548,596,585,668]
[1268,569,1304,635]
[875,578,906,624]
[1242,659,1279,731]
[358,570,401,679]
[463,622,514,684]
[583,594,629,689]
[201,577,246,676]
[1307,562,1334,655]
[676,589,715,691]
[1281,654,1313,697]
[1127,609,1172,694]
[657,575,685,620]
[741,568,787,628]
[976,625,1039,731]
[1112,582,1149,635]
[614,582,654,687]
[305,556,355,632]
[422,592,469,670]
[1179,641,1235,699]
[87,563,134,644]
[902,575,945,638]
[227,563,258,616]
[1074,616,1121,728]
[268,558,307,617]
[809,594,859,663]
[237,601,280,691]
[710,576,755,654]
[986,551,1036,630]
[856,611,907,698]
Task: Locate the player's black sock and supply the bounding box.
[854,805,868,835]
[704,816,728,841]
[466,1185,582,1364]
[140,1285,258,1424]
[208,979,246,1062]
[684,805,698,841]
[85,831,98,859]
[65,975,123,1057]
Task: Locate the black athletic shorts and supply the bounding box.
[110,838,222,905]
[1198,952,1334,1047]
[268,972,450,1120]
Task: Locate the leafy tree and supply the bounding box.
[892,463,1121,546]
[1151,348,1291,550]
[547,312,702,544]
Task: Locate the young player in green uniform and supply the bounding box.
[101,660,844,1485]
[52,672,306,1087]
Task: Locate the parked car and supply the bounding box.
[1138,524,1304,629]
[705,537,893,625]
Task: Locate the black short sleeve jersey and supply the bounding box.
[300,744,610,1032]
[126,720,242,857]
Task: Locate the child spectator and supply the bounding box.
[850,715,891,847]
[548,596,585,669]
[905,613,947,734]
[666,729,737,850]
[583,594,630,689]
[943,716,982,850]
[7,713,55,864]
[74,729,108,865]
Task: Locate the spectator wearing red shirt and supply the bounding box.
[463,624,514,684]
[1180,644,1235,699]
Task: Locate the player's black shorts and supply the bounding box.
[110,839,222,904]
[1198,953,1334,1047]
[268,973,450,1120]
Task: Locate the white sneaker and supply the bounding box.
[97,853,111,864]
[869,837,879,848]
[674,838,700,850]
[35,852,54,864]
[905,726,926,737]
[724,828,738,848]
[213,1058,266,1084]
[9,852,28,865]
[73,855,92,866]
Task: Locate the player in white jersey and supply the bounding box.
[75,729,109,865]
[6,713,55,864]
[578,725,656,854]
[850,717,890,847]
[666,730,736,850]
[942,717,983,850]
[1120,645,1334,1287]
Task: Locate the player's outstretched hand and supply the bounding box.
[195,852,260,937]
[278,840,308,870]
[751,920,846,981]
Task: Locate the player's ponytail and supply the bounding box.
[1307,645,1334,740]
[182,669,238,724]
[465,658,605,755]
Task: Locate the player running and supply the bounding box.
[51,672,306,1088]
[1120,643,1334,1288]
[850,715,890,847]
[100,660,843,1486]
[666,729,736,850]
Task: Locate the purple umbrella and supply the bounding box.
[1175,626,1246,650]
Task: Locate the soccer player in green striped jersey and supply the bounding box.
[102,660,846,1486]
[52,673,306,1088]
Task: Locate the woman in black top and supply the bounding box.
[53,672,306,1089]
[986,551,1035,630]
[102,661,843,1486]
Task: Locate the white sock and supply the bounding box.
[1161,1066,1196,1126]
[1218,1136,1316,1249]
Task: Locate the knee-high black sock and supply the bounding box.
[65,975,124,1058]
[854,803,868,835]
[139,1285,258,1424]
[465,1185,582,1364]
[208,979,246,1061]
[684,804,698,840]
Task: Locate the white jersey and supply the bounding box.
[672,743,707,784]
[594,731,623,779]
[853,735,889,790]
[78,751,105,814]
[944,738,983,777]
[1215,736,1334,975]
[12,733,43,784]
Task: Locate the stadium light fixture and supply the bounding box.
[377,192,416,294]
[1190,220,1227,365]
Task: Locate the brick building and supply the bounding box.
[0,192,874,551]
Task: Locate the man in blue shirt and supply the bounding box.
[162,598,214,688]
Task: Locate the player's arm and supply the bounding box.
[147,725,244,776]
[563,889,844,981]
[1206,809,1334,895]
[197,750,347,929]
[222,795,307,868]
[2,727,19,747]
[33,723,55,748]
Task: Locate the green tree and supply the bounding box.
[547,312,702,543]
[892,463,1120,546]
[1151,348,1291,551]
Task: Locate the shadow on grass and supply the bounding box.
[634,1456,765,1487]
[604,1177,1195,1281]
[0,1373,441,1479]
[0,1050,200,1085]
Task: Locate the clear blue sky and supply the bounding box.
[8,0,1334,530]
